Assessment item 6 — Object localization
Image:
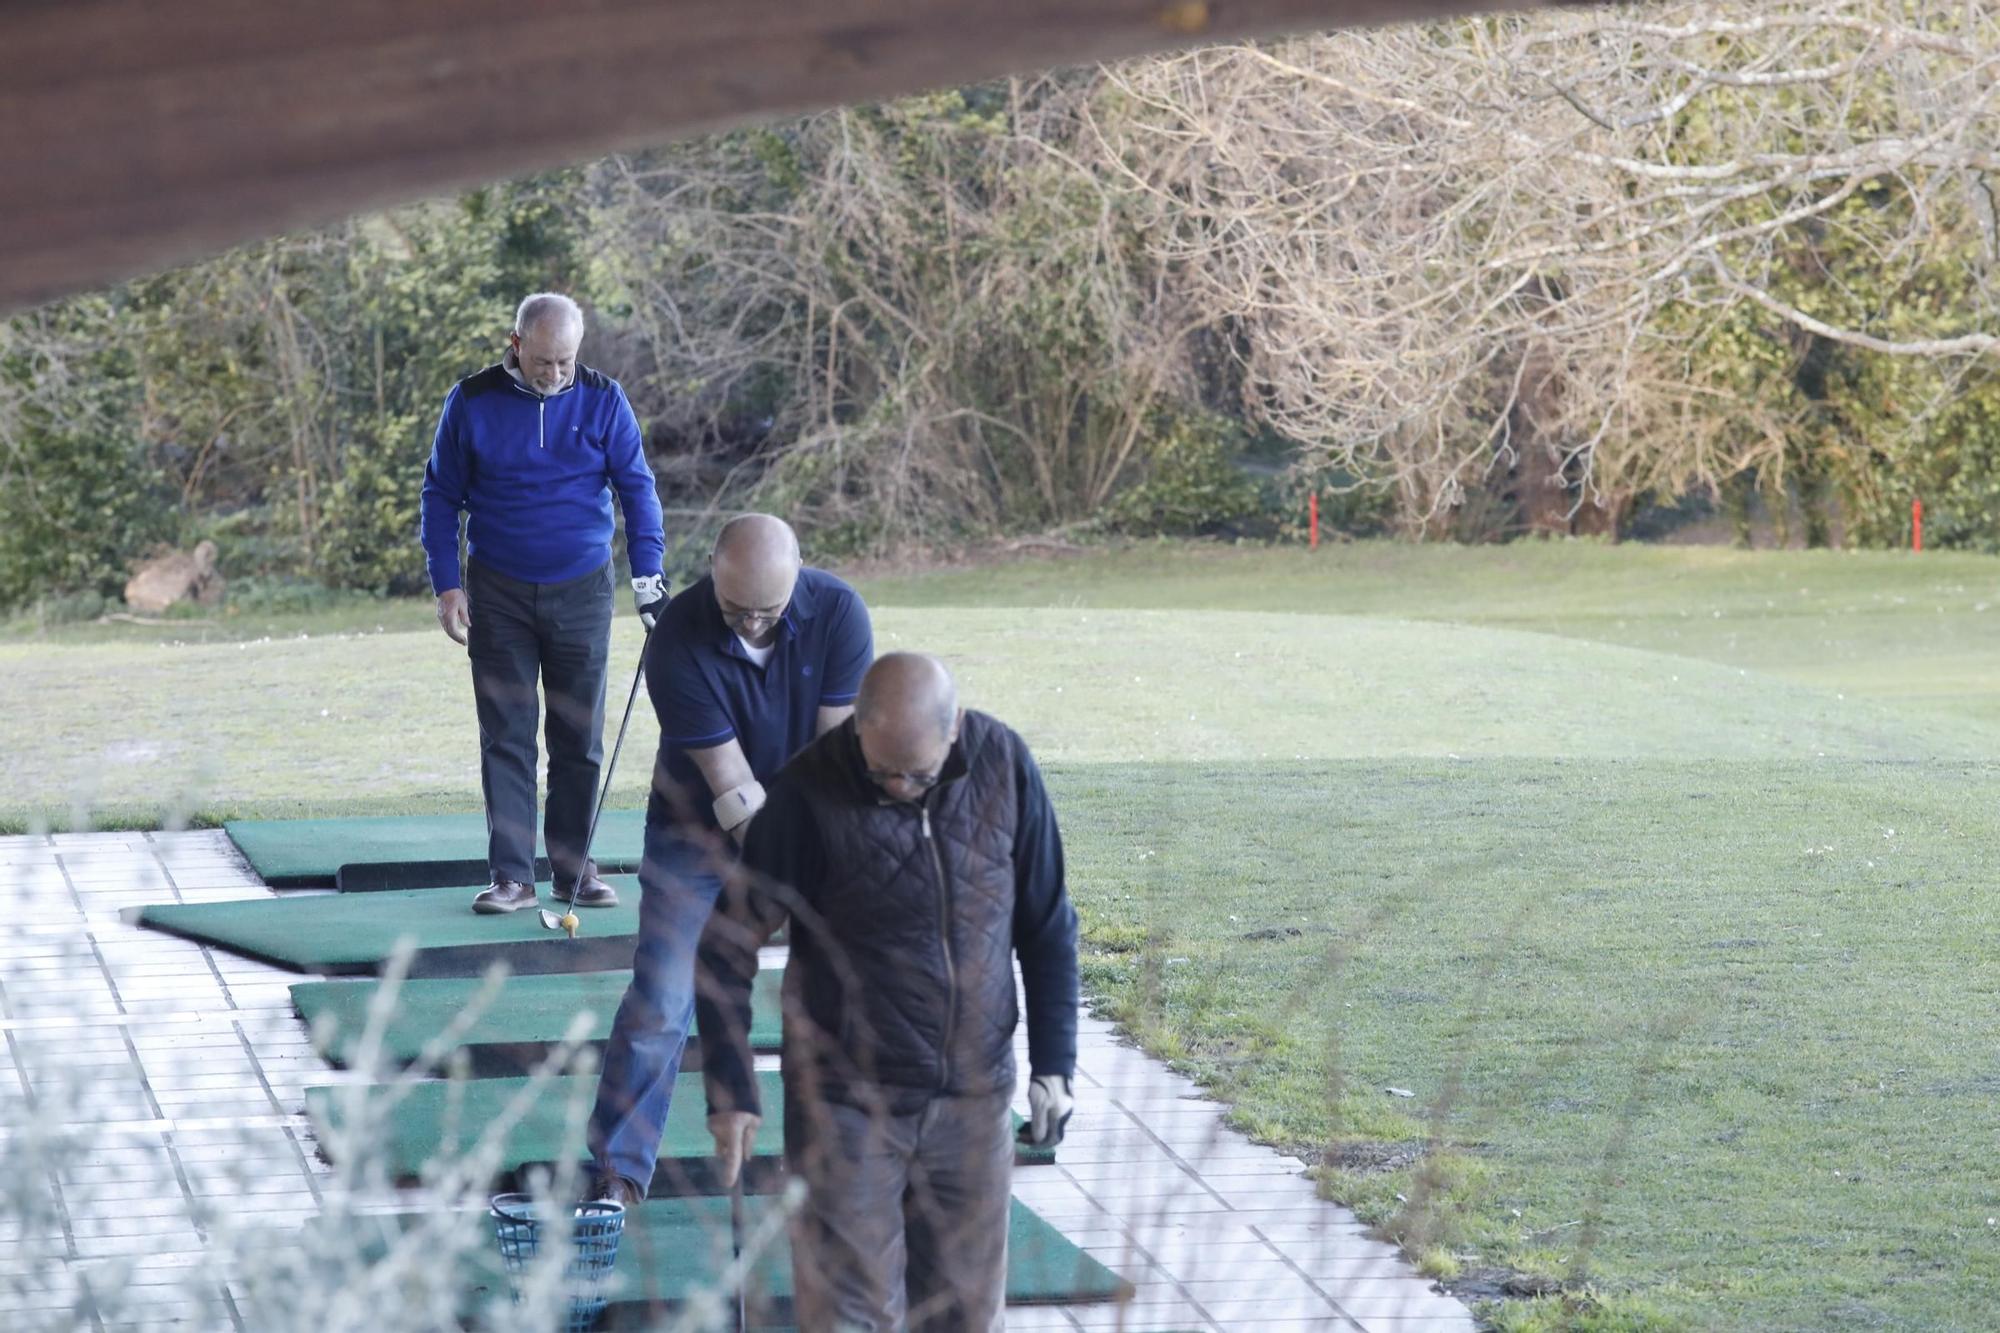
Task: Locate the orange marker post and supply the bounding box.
[1913,497,1924,553]
[1309,492,1320,550]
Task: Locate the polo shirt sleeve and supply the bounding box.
[647,636,735,749]
[818,590,874,706]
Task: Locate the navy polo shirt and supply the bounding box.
[644,567,874,831]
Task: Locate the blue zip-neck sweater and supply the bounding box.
[418,359,665,592]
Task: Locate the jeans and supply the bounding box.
[464,558,613,885]
[588,823,724,1191]
[786,1088,1013,1332]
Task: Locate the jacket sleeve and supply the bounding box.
[605,382,665,579]
[697,778,822,1118]
[1011,740,1078,1080]
[418,386,471,594]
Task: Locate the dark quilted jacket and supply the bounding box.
[779,710,1024,1106]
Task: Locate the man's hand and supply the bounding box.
[1020,1074,1074,1149]
[708,1110,762,1187]
[436,589,471,645]
[632,574,668,631]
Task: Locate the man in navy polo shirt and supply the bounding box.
[420,293,668,916]
[587,512,872,1203]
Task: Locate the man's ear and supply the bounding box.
[947,707,964,745]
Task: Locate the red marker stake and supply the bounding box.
[1913,497,1923,553]
[1309,492,1320,550]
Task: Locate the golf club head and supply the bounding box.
[536,909,563,931]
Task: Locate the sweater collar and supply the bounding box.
[503,348,577,399]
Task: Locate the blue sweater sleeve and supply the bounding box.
[1012,740,1078,1080]
[606,383,665,579]
[418,387,470,594]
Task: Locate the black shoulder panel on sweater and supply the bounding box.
[574,364,611,392]
[456,364,512,402]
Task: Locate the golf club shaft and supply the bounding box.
[580,621,654,870]
[731,1173,747,1333]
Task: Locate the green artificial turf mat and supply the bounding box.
[134,879,642,976]
[328,1194,1125,1323]
[588,1194,1125,1316]
[290,969,785,1069]
[304,1072,1055,1191]
[224,810,648,887]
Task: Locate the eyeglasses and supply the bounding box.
[866,767,942,791]
[719,601,788,632]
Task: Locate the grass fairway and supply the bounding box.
[1065,758,2000,1330]
[7,540,2000,1328]
[0,604,1986,825]
[865,542,2000,727]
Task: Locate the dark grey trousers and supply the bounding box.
[464,559,613,886]
[784,1087,1013,1333]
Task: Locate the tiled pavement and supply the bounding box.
[0,830,1473,1331]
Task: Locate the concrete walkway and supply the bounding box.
[0,829,1473,1331]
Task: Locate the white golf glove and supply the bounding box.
[632,574,668,631]
[1021,1073,1074,1148]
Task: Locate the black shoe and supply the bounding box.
[471,877,538,915]
[586,1170,644,1208]
[553,861,618,908]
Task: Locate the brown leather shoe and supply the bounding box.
[586,1170,644,1208]
[471,876,538,915]
[552,860,618,908]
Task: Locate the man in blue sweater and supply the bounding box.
[419,293,667,915]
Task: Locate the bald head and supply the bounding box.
[856,653,960,801]
[711,514,802,647]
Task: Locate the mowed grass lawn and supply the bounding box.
[7,540,2000,1329]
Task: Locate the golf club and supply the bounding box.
[730,1170,748,1333]
[538,620,656,940]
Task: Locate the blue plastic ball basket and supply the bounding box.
[489,1193,626,1332]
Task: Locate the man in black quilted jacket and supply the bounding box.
[695,652,1078,1331]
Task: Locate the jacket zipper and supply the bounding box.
[538,398,545,449]
[922,803,958,1093]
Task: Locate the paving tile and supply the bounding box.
[1193,1294,1345,1323]
[1067,1304,1209,1331]
[991,1309,1082,1330]
[1127,1237,1275,1266]
[1160,1257,1313,1289]
[1328,1293,1468,1320]
[66,1193,200,1223]
[1177,1276,1329,1305]
[1061,1159,1197,1186]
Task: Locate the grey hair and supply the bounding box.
[514,292,584,340]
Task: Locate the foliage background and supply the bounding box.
[3,1,1996,612]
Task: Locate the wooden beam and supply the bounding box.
[2,0,1588,312]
